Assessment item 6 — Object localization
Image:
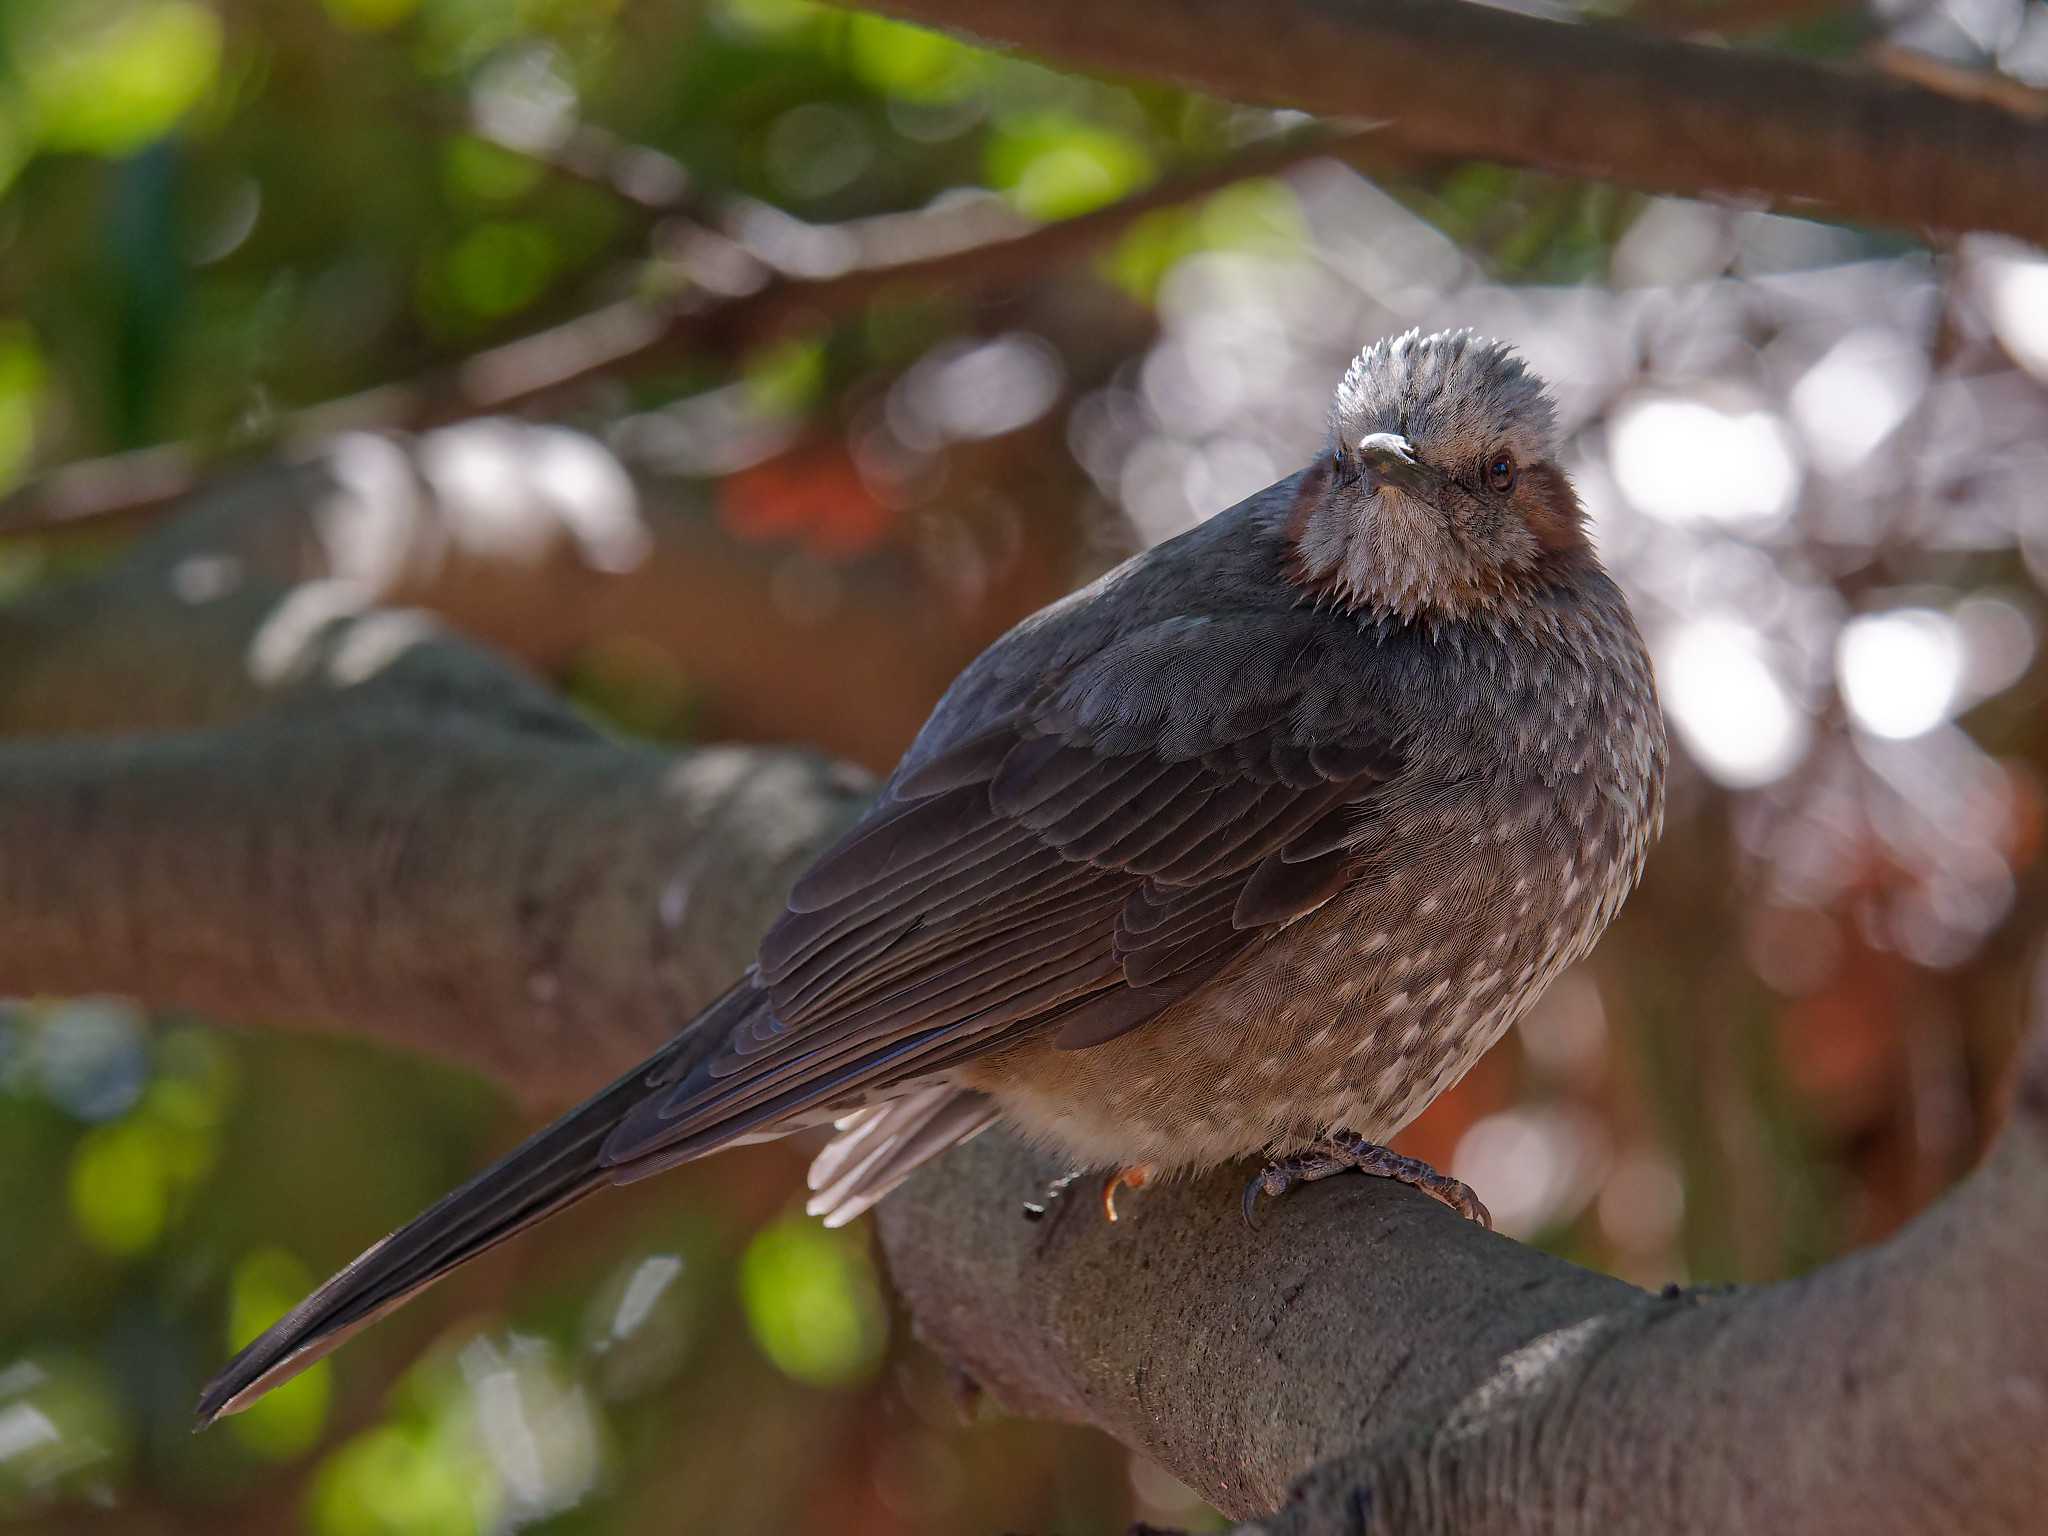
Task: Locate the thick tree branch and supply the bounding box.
[878,1052,2048,1528]
[852,0,2048,246]
[5,464,2044,1530]
[0,458,869,1098]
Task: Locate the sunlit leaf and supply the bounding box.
[742,336,827,416]
[1100,205,1200,303]
[739,1214,888,1387]
[307,1423,487,1536]
[1198,177,1308,256]
[986,112,1157,221]
[441,135,546,207]
[18,1,224,156]
[226,1248,333,1459]
[1100,178,1307,302]
[0,107,30,203]
[438,220,558,317]
[844,15,980,102]
[67,1118,171,1255]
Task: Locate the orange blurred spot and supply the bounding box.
[1777,960,1902,1132]
[720,445,898,558]
[1394,1045,1514,1172]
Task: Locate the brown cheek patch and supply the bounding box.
[1283,457,1344,594]
[1285,456,1334,544]
[1519,463,1588,554]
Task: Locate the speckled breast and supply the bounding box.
[971,597,1666,1176]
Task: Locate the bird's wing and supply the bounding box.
[599,610,1406,1173]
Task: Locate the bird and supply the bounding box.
[196,327,1666,1426]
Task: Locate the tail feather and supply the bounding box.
[194,996,731,1427]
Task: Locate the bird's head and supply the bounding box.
[1287,329,1586,621]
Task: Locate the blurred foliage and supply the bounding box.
[4,0,2048,1532]
[738,1216,889,1388]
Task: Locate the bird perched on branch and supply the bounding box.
[198,328,1666,1425]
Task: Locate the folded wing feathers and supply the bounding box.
[609,713,1397,1168]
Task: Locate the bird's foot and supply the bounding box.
[1243,1130,1492,1230]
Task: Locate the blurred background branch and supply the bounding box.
[0,124,1388,534]
[0,450,866,1097]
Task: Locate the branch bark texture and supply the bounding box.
[0,457,870,1098]
[4,463,2045,1530]
[879,1086,2048,1528]
[853,0,2048,246]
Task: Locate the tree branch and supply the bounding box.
[877,1046,2048,1528]
[0,125,1381,535]
[0,458,869,1101]
[851,0,2048,246]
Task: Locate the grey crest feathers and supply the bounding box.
[1331,328,1557,466]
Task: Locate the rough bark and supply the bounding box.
[880,1077,2048,1529]
[0,456,870,1100]
[4,460,2045,1531]
[852,0,2048,246]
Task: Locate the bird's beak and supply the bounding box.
[1355,433,1439,499]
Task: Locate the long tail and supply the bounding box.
[194,987,751,1426]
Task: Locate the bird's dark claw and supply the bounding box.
[1242,1131,1492,1230]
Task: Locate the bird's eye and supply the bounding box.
[1484,453,1517,492]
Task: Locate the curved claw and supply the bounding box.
[1243,1134,1491,1232]
[1450,1184,1494,1231]
[1241,1172,1266,1230]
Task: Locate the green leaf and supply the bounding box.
[227,1248,333,1459]
[843,14,981,103]
[307,1423,486,1536]
[438,219,558,317]
[0,322,47,492]
[986,111,1157,221]
[738,1214,888,1388]
[17,1,223,156]
[441,135,546,208]
[742,335,826,416]
[67,1118,173,1255]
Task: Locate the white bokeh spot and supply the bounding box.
[1838,608,1964,740]
[1659,617,1810,787]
